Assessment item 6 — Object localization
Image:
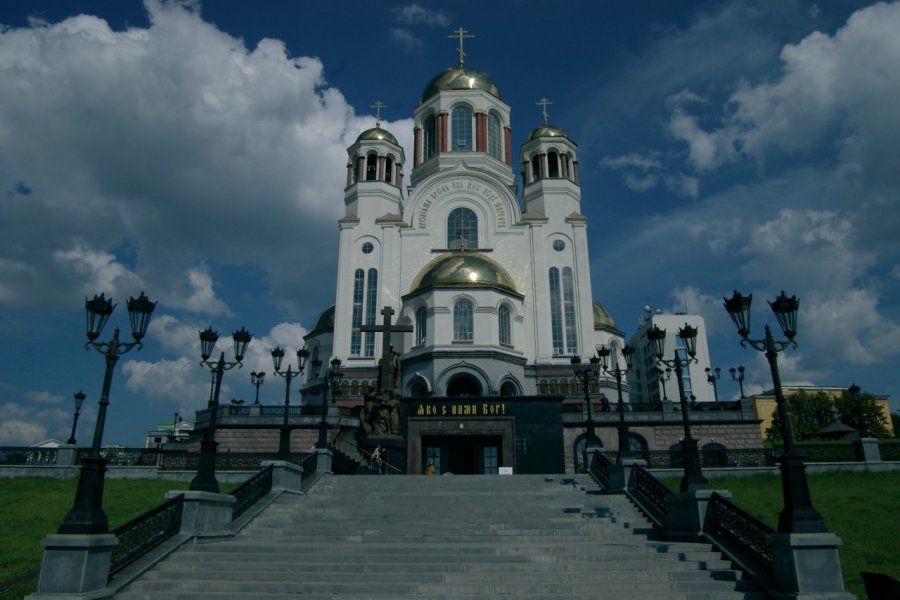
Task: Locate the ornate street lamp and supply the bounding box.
[66,391,86,445]
[597,345,635,462]
[848,383,866,438]
[58,292,156,534]
[724,290,826,533]
[190,326,251,493]
[172,412,182,443]
[705,367,721,402]
[271,346,309,458]
[647,323,709,492]
[251,371,265,404]
[653,366,671,401]
[312,356,343,449]
[729,365,746,398]
[571,354,602,470]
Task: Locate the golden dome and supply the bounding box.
[356,127,398,145]
[307,305,335,336]
[412,253,517,293]
[593,300,617,329]
[421,66,502,102]
[526,125,569,142]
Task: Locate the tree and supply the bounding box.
[767,390,833,441]
[834,388,891,438]
[892,412,900,438]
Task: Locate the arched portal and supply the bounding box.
[446,373,482,397]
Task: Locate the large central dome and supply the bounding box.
[421,66,502,102]
[412,252,516,293]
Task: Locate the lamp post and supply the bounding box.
[271,346,309,458]
[312,357,343,449]
[705,367,721,402]
[250,371,265,405]
[653,367,671,401]
[646,324,709,492]
[172,412,181,443]
[190,326,252,494]
[571,355,601,470]
[597,345,635,463]
[66,391,86,445]
[58,292,156,534]
[729,365,746,398]
[724,290,826,533]
[848,383,866,438]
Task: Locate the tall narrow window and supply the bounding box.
[365,154,377,181]
[548,151,560,178]
[423,115,436,160]
[350,269,365,355]
[498,304,511,346]
[364,269,378,357]
[562,267,578,354]
[384,157,393,183]
[447,207,477,249]
[487,113,502,159]
[451,106,473,151]
[453,300,474,342]
[531,155,541,181]
[549,268,564,355]
[415,307,427,346]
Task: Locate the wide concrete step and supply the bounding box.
[116,474,760,599]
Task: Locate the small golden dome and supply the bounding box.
[593,300,617,329]
[421,66,502,102]
[526,125,569,142]
[356,127,398,145]
[412,253,517,293]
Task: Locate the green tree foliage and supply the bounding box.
[834,389,890,438]
[892,412,900,438]
[767,390,833,441]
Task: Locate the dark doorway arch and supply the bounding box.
[446,373,482,397]
[499,380,519,396]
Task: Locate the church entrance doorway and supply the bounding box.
[446,374,482,396]
[422,435,501,474]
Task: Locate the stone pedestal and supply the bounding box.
[769,533,855,598]
[262,460,303,493]
[55,445,80,467]
[665,489,730,539]
[167,491,235,538]
[854,437,881,463]
[605,459,646,494]
[314,447,332,474]
[26,534,116,599]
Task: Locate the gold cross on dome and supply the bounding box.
[536,97,553,126]
[370,100,387,128]
[448,27,474,67]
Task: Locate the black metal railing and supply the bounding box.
[231,464,274,520]
[641,448,773,469]
[629,463,673,525]
[298,451,318,480]
[81,447,186,466]
[109,494,184,577]
[0,447,58,465]
[703,492,775,585]
[588,450,613,486]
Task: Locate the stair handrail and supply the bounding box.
[109,493,184,577]
[627,462,673,526]
[330,435,403,474]
[587,449,612,486]
[703,491,776,587]
[230,463,274,520]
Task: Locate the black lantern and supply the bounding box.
[677,323,698,357]
[647,325,666,359]
[84,294,115,342]
[769,291,799,340]
[723,290,752,339]
[199,327,219,361]
[126,292,157,342]
[232,327,251,361]
[271,346,285,371]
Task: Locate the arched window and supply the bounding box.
[365,154,377,181]
[448,207,477,249]
[500,380,519,396]
[384,156,393,183]
[350,268,378,357]
[453,300,474,342]
[628,433,649,461]
[350,269,365,355]
[451,106,473,151]
[549,267,564,355]
[415,307,427,347]
[531,155,541,181]
[423,115,437,161]
[548,151,560,178]
[364,268,378,357]
[498,304,511,346]
[487,113,502,159]
[562,267,578,354]
[702,442,728,467]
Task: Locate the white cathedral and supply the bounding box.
[300,50,625,402]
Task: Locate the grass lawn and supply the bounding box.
[661,471,900,599]
[0,478,200,600]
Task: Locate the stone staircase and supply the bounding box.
[116,474,764,599]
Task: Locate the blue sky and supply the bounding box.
[1,0,898,446]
